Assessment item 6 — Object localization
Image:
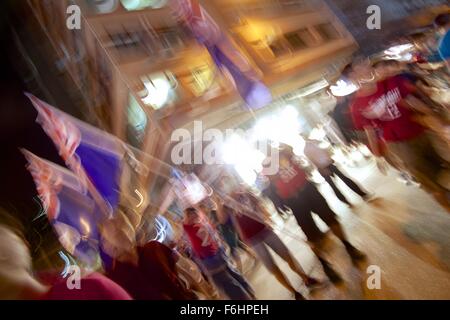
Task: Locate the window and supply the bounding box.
[316,23,340,41]
[269,39,290,57]
[120,0,168,11]
[284,32,308,50]
[189,64,215,97]
[87,0,119,14]
[140,71,178,110]
[127,94,147,148]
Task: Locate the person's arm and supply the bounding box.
[364,126,381,157]
[213,198,228,225]
[403,94,434,115]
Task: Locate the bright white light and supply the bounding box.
[309,127,327,141]
[79,217,91,236]
[153,215,168,243]
[330,79,359,97]
[251,106,305,156]
[221,135,266,186]
[183,176,207,205]
[385,52,413,62]
[134,189,144,208]
[235,164,257,186]
[384,43,414,56]
[142,77,171,109]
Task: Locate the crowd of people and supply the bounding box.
[0,12,449,301]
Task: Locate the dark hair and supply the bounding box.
[184,207,197,215]
[434,13,450,28]
[340,63,353,78]
[372,59,399,69]
[409,32,427,41]
[0,207,26,242]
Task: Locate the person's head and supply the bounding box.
[183,207,199,224]
[0,224,48,299]
[99,211,137,262]
[340,63,356,83]
[351,56,376,85]
[410,32,429,51]
[434,13,450,35]
[373,59,401,80]
[217,173,239,195]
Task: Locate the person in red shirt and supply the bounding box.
[263,147,366,283]
[217,181,321,300]
[0,223,132,300]
[350,59,442,193]
[182,207,254,300]
[99,210,197,300]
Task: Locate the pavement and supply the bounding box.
[243,154,450,300]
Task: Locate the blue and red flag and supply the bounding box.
[22,149,102,266]
[172,0,272,110]
[25,93,124,216]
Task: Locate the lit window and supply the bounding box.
[316,23,340,41]
[120,0,168,11]
[269,39,290,57]
[284,32,308,50]
[127,94,147,147]
[140,71,177,110]
[189,64,215,97]
[88,0,119,14]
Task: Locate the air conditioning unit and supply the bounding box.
[87,0,119,14]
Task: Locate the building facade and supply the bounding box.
[11,0,359,200]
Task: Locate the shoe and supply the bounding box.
[323,265,344,284]
[304,276,327,290]
[344,243,367,263]
[294,291,307,300]
[362,193,377,202]
[319,258,343,284]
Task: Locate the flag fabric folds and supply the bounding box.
[22,149,102,265]
[25,93,124,216]
[172,0,272,110]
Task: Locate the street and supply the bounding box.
[246,155,450,300]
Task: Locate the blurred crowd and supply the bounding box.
[0,12,449,301]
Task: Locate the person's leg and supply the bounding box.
[225,260,256,299]
[288,185,342,283]
[251,240,305,299]
[329,164,368,198]
[387,138,441,191]
[288,187,324,244]
[323,171,352,205]
[201,253,253,300]
[261,229,315,283]
[308,186,366,263]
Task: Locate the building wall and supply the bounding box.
[324,0,449,56]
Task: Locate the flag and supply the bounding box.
[25,93,124,216]
[22,149,102,266]
[172,0,272,110]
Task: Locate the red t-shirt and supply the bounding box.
[183,218,219,259]
[227,192,268,242]
[350,76,424,142]
[40,272,132,300]
[271,157,308,200]
[104,241,196,300]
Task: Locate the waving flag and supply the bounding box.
[25,93,124,216]
[22,149,102,265]
[172,0,272,110]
